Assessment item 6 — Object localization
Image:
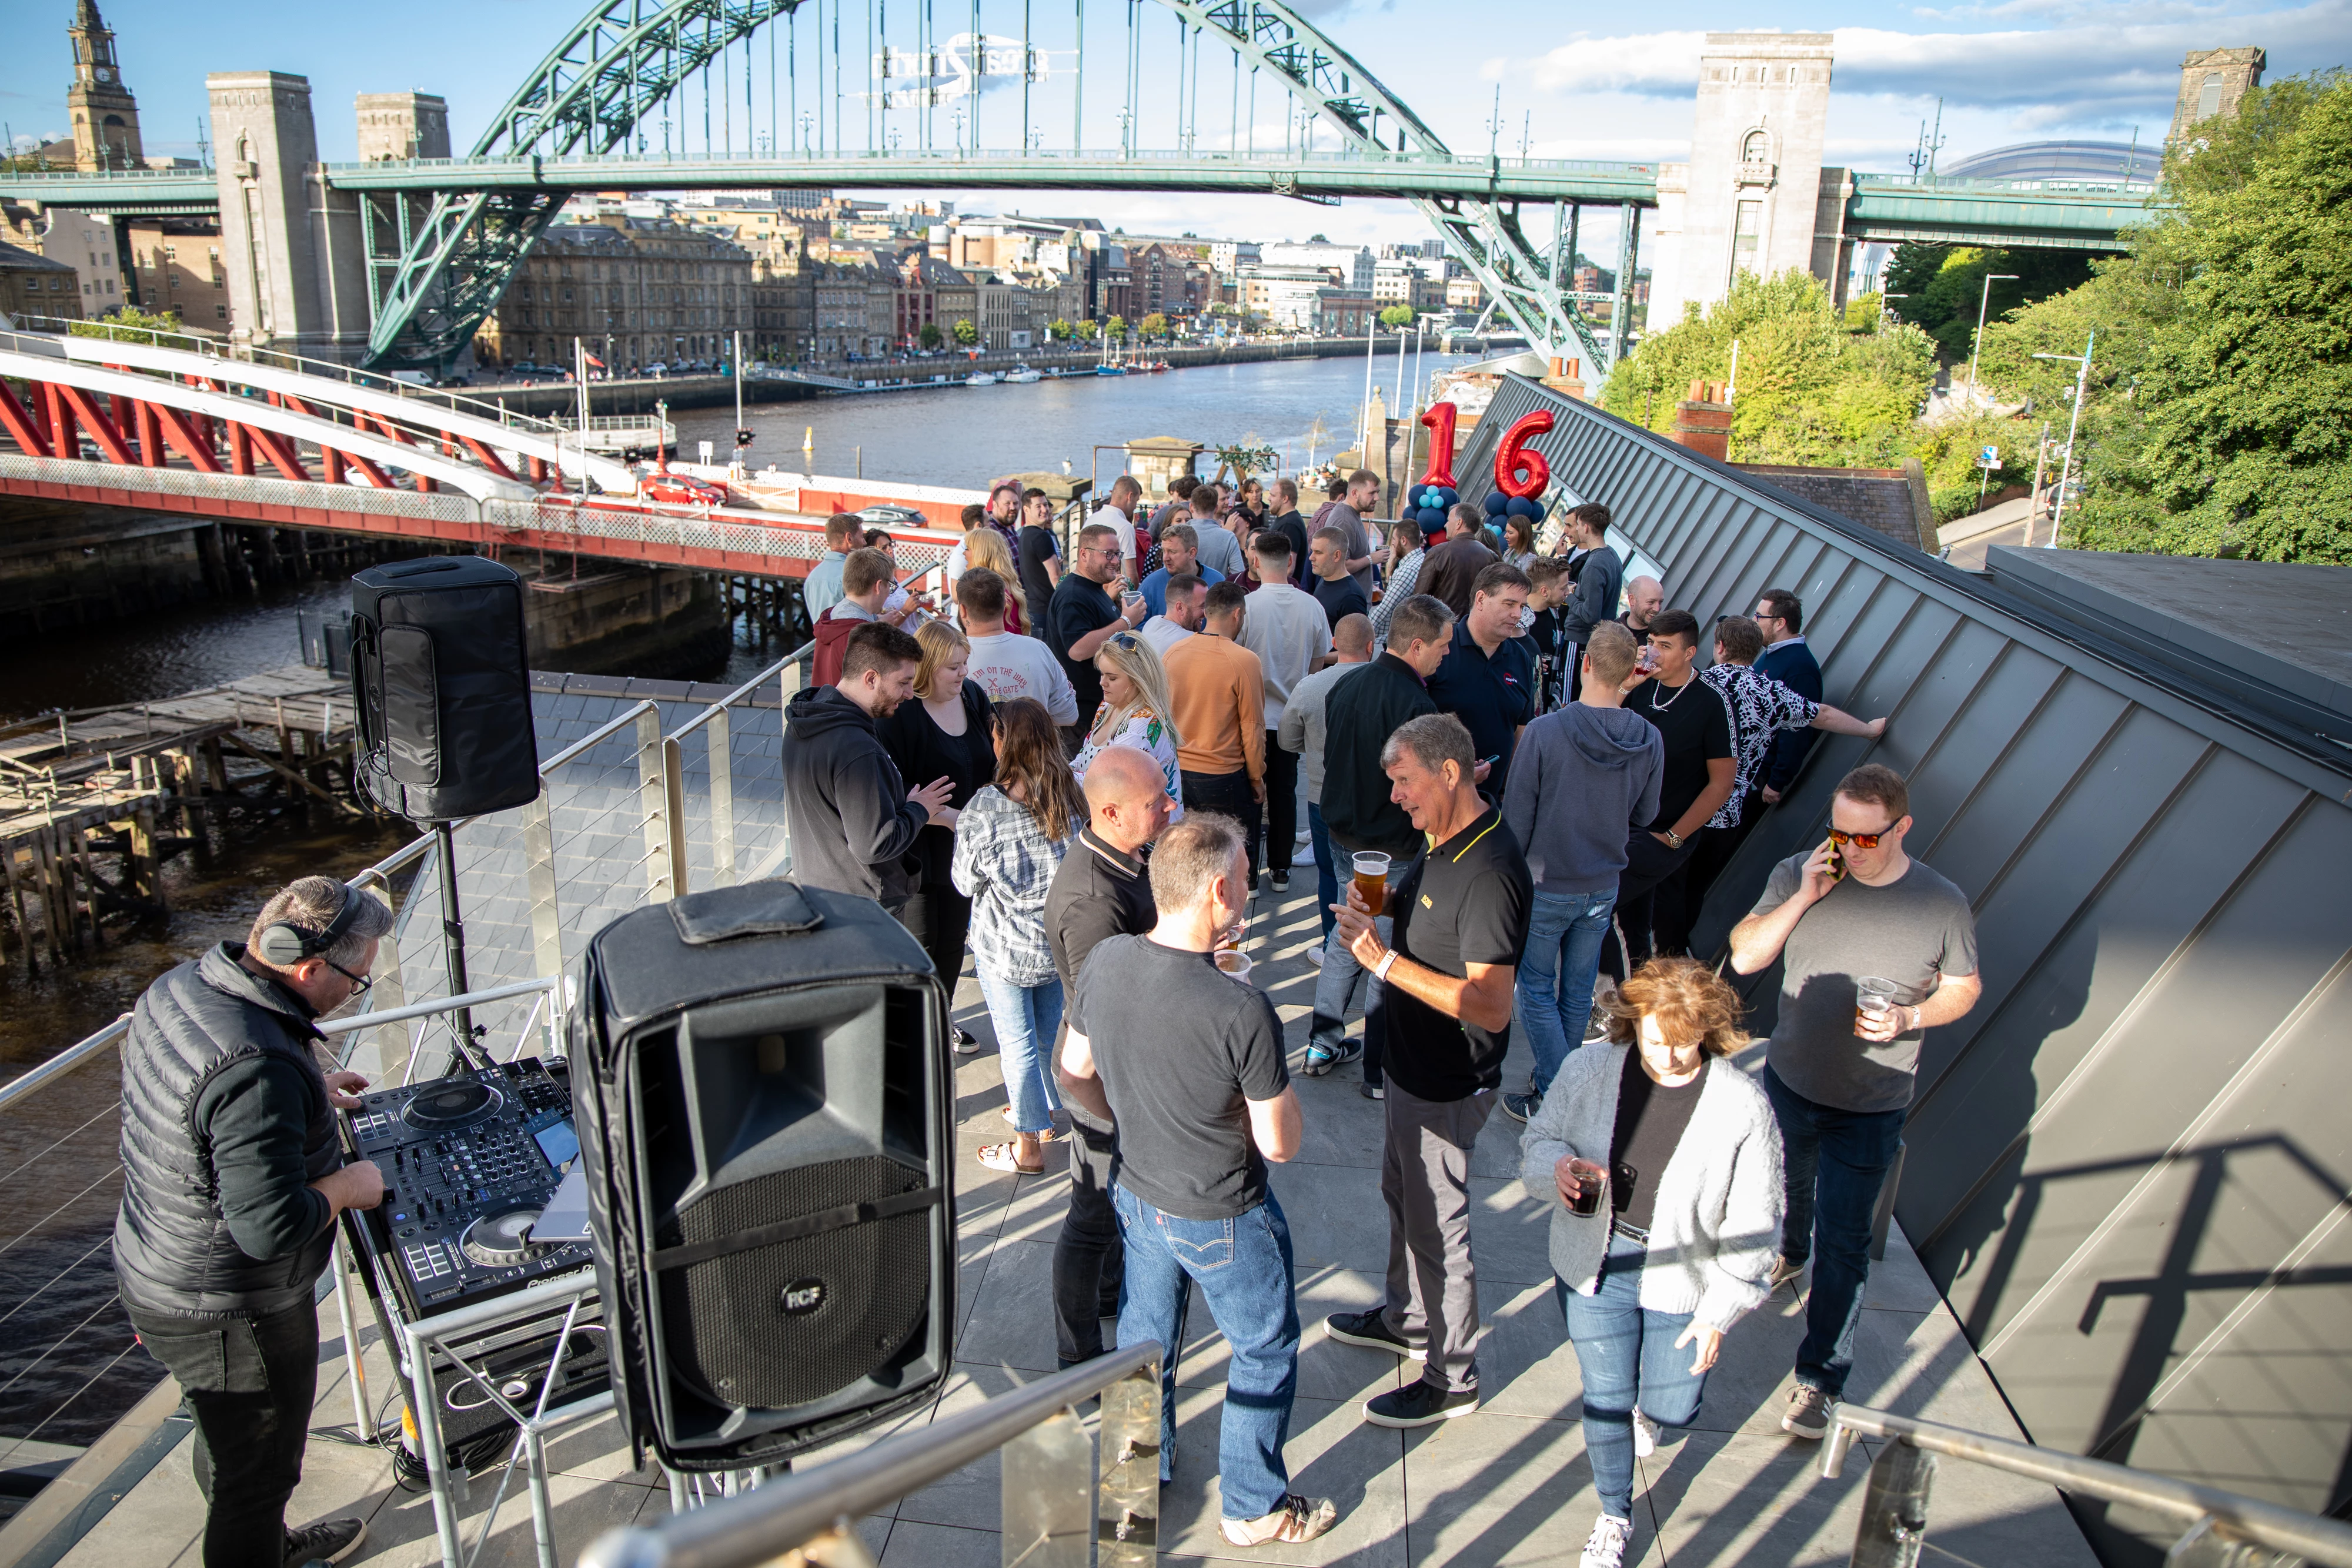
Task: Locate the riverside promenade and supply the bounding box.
[48,874,2099,1568]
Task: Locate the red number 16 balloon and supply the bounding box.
[1494,409,1555,500]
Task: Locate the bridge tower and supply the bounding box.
[65,0,145,173]
[356,93,452,163]
[206,72,369,360]
[2168,48,2264,148]
[1645,34,1849,331]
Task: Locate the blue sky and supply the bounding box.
[5,0,2344,248]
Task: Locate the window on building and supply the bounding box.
[1732,200,1763,278]
[215,303,227,320]
[2197,72,2224,119]
[1743,130,1770,163]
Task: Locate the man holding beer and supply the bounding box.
[1728,763,1979,1441]
[1326,715,1532,1428]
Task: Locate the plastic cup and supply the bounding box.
[1351,852,1390,917]
[1214,948,1254,985]
[1856,976,1900,1029]
[1566,1159,1608,1217]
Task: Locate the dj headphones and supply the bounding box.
[253,883,366,969]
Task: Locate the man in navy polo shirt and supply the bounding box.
[1426,561,1536,804]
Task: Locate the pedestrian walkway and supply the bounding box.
[54,877,2100,1568]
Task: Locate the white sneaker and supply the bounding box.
[1302,945,1324,969]
[1581,1514,1635,1568]
[1632,1407,1659,1457]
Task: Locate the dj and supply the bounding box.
[113,877,392,1568]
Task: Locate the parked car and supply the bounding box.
[509,360,565,377]
[640,472,728,507]
[855,503,926,529]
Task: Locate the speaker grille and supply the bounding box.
[660,1156,932,1410]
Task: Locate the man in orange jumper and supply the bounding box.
[1165,579,1268,887]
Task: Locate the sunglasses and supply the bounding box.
[1827,827,1896,850]
[1108,631,1142,651]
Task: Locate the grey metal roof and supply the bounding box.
[1462,374,2352,1557]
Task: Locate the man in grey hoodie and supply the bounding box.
[1498,622,1662,1122]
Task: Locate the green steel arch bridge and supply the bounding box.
[0,0,2159,375]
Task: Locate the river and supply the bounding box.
[0,351,1421,1449]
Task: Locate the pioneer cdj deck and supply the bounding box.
[346,1057,594,1319]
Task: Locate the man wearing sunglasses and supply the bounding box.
[114,878,393,1568]
[1728,764,1980,1443]
[1048,520,1149,743]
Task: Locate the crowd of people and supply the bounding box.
[99,466,1972,1568]
[766,472,1974,1558]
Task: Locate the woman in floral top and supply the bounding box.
[1070,630,1183,820]
[954,697,1089,1175]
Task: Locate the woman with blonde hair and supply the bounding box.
[955,697,1088,1175]
[961,526,1028,636]
[1519,957,1783,1568]
[1070,628,1182,818]
[880,619,997,1054]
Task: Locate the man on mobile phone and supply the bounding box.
[1728,764,1979,1442]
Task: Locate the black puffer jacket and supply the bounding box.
[112,944,342,1316]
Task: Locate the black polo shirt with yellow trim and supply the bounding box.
[1384,806,1534,1103]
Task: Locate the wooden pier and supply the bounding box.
[0,666,359,969]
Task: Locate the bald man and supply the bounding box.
[1619,575,1663,646]
[1045,745,1174,1368]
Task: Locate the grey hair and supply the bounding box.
[1381,713,1476,780]
[1385,593,1455,653]
[1147,813,1247,912]
[248,877,392,970]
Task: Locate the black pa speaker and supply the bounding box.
[349,556,540,822]
[569,881,955,1472]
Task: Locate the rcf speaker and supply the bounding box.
[569,880,954,1473]
[349,557,540,822]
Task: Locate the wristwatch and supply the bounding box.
[1663,828,1685,849]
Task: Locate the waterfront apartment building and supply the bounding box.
[0,240,85,323]
[1260,240,1375,292]
[1372,256,1448,313]
[750,238,817,363]
[0,203,123,318]
[475,218,753,370]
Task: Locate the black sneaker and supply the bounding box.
[1364,1380,1478,1428]
[1501,1091,1540,1124]
[1324,1308,1426,1360]
[1270,870,1291,892]
[1361,1079,1384,1100]
[953,1026,981,1055]
[285,1518,366,1567]
[1782,1384,1833,1440]
[1301,1038,1362,1077]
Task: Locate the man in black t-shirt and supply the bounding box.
[1043,748,1170,1370]
[1060,814,1338,1549]
[1602,609,1735,985]
[1046,521,1146,741]
[1015,487,1064,620]
[1327,715,1532,1431]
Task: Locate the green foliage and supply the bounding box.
[1601,270,1937,469]
[1378,304,1415,329]
[1909,411,2035,523]
[1843,292,1883,333]
[71,306,184,345]
[951,317,978,347]
[917,322,943,350]
[1047,317,1073,341]
[1075,319,1101,341]
[1977,70,2352,560]
[1140,312,1168,340]
[1882,244,2097,363]
[1105,315,1128,342]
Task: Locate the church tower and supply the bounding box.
[66,0,145,172]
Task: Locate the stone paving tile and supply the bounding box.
[1394,1411,1649,1568]
[1157,1388,1409,1567]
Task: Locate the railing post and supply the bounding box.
[705,707,734,888]
[2169,1517,2295,1568]
[1851,1440,1936,1568]
[1003,1405,1092,1568]
[1096,1353,1161,1564]
[521,783,564,985]
[636,707,676,902]
[352,873,409,1077]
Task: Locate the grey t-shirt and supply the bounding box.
[1755,854,1977,1114]
[1327,503,1375,595]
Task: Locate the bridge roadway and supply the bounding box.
[0,158,2154,249]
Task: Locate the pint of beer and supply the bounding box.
[1351,852,1390,917]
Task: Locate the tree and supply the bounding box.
[1105,315,1128,343]
[1047,317,1073,341]
[1075,319,1101,342]
[71,306,183,345]
[1882,244,2096,365]
[1600,270,1937,472]
[1378,304,1415,329]
[1140,312,1168,341]
[951,317,978,347]
[918,322,943,350]
[1977,70,2352,560]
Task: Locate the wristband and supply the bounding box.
[1374,951,1399,983]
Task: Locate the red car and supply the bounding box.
[640,472,727,507]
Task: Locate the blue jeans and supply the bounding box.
[1113,1184,1300,1520]
[977,966,1064,1135]
[1763,1064,1906,1397]
[1307,804,1339,943]
[1559,1233,1710,1520]
[1515,888,1617,1095]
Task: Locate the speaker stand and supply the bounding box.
[433,820,487,1075]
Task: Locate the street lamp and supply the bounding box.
[2032,332,2095,550]
[1967,273,2019,403]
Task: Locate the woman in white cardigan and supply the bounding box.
[1519,958,1785,1568]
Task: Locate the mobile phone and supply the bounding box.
[1479,754,1500,768]
[1825,837,1846,881]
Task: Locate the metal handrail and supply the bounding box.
[0,1014,131,1112]
[1824,1405,2352,1567]
[318,977,557,1038]
[580,1342,1164,1568]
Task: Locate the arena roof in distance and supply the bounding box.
[1939,139,2160,187]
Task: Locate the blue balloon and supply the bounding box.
[1508,495,1544,519]
[1484,491,1509,515]
[1434,487,1459,509]
[1417,507,1447,530]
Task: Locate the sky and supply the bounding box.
[4,0,2344,250]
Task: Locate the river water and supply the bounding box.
[0,352,1418,1450]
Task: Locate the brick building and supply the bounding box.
[476,218,753,370]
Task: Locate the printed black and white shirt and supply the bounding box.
[1699,663,1818,829]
